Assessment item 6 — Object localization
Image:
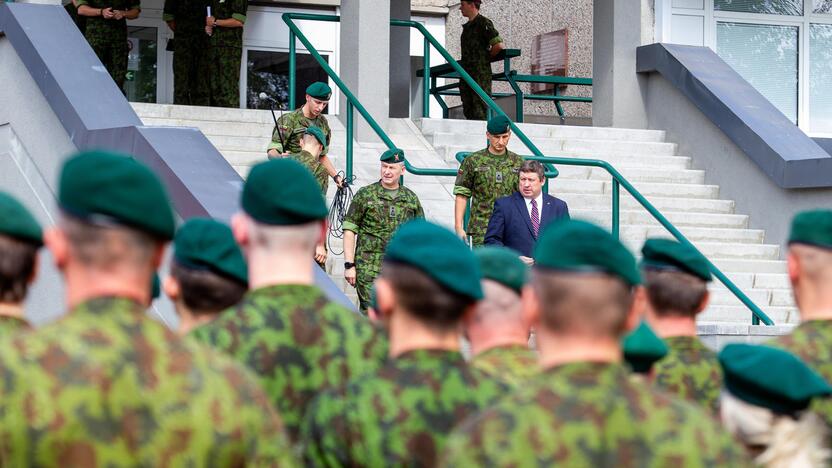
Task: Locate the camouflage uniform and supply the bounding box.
[0,297,295,466]
[163,0,210,106]
[441,362,751,466]
[653,336,722,415]
[302,349,509,467]
[268,108,332,194]
[342,181,424,312]
[76,0,140,90]
[191,284,389,444]
[453,148,523,246]
[205,0,246,108]
[459,14,502,120]
[471,344,537,388]
[0,316,30,339]
[287,150,326,197]
[770,320,832,427]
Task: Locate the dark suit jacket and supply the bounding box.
[484,191,570,257]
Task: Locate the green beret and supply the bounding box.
[59,151,176,240]
[641,238,712,282]
[306,82,332,100]
[474,246,527,293]
[0,192,42,246]
[719,343,832,414]
[242,159,329,226]
[788,210,832,250]
[384,220,483,300]
[622,321,668,374]
[174,218,248,285]
[304,126,327,148]
[534,219,641,286]
[380,148,405,163]
[151,273,161,300]
[486,115,511,135]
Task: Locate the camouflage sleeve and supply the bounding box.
[483,18,502,46]
[231,0,246,23]
[453,156,474,198]
[267,114,288,153]
[322,119,331,156]
[440,412,507,467]
[300,391,351,467]
[342,188,366,233]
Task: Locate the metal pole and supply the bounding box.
[423,38,430,118]
[346,101,354,180]
[289,31,296,110]
[612,179,620,239]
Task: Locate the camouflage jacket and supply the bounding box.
[441,362,751,467]
[287,150,326,196]
[207,0,246,48]
[191,284,389,444]
[162,0,208,37]
[653,336,722,414]
[453,148,523,245]
[76,0,140,43]
[0,296,295,467]
[0,315,30,339]
[267,107,331,157]
[471,344,537,388]
[770,320,832,427]
[301,349,509,467]
[460,14,502,80]
[343,181,425,256]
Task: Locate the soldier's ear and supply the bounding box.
[695,290,710,315]
[231,213,250,250]
[44,226,69,272]
[521,284,540,328]
[375,278,396,320]
[163,275,180,302]
[624,286,647,333]
[28,252,40,285]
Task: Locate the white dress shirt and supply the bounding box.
[524,193,543,224]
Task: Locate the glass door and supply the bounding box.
[125,25,159,103]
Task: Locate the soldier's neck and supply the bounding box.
[247,250,315,288]
[380,179,400,190]
[536,331,622,369]
[487,146,506,156]
[388,309,460,358]
[64,266,151,310]
[0,303,24,319]
[176,306,218,336]
[300,145,321,158]
[469,328,529,357]
[647,315,698,338]
[301,105,316,119]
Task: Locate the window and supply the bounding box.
[810,24,832,132]
[714,0,803,15]
[246,50,329,111]
[716,21,799,123]
[815,0,832,13]
[125,26,158,103]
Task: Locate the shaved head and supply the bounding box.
[474,279,522,323]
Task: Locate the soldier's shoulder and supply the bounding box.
[399,184,422,199]
[354,182,381,197]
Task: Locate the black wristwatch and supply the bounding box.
[344,262,356,270]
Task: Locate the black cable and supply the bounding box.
[327,171,356,255]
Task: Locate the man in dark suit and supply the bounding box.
[484,160,569,264]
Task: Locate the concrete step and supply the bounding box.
[418,118,668,143]
[555,167,706,185]
[754,274,791,289]
[712,258,786,274]
[576,209,749,229]
[141,117,277,137]
[634,226,765,244]
[561,194,735,214]
[770,289,796,307]
[700,306,798,324]
[553,179,718,199]
[429,132,678,157]
[621,239,779,260]
[441,147,693,170]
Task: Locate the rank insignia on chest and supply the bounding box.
[389,206,396,218]
[495,171,503,183]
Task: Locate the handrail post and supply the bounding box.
[289,30,296,110]
[612,179,620,239]
[423,37,430,118]
[346,101,354,180]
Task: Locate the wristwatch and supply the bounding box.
[344,262,356,270]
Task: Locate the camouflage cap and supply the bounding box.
[719,343,832,414]
[474,246,527,293]
[380,148,405,163]
[533,219,641,286]
[242,159,328,226]
[622,321,668,374]
[385,219,483,300]
[306,82,332,101]
[788,210,832,250]
[59,150,176,240]
[486,115,511,135]
[304,126,327,148]
[174,218,248,285]
[641,238,712,282]
[0,191,42,246]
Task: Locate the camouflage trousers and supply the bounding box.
[459,73,492,121]
[355,252,382,314]
[88,39,129,91]
[207,45,242,108]
[173,37,210,106]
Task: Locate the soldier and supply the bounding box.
[302,220,508,467]
[76,0,140,90]
[343,148,424,313]
[163,217,247,336]
[719,344,832,467]
[204,0,246,108]
[464,246,536,387]
[266,82,344,195]
[0,151,295,466]
[191,158,388,444]
[641,238,722,414]
[458,0,504,120]
[622,320,668,377]
[64,0,87,35]
[163,0,209,105]
[453,114,523,246]
[0,192,42,337]
[770,210,832,428]
[441,220,750,466]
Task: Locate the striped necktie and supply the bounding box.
[531,199,540,238]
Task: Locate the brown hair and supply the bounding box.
[0,235,38,303]
[519,160,545,182]
[643,269,708,318]
[381,261,474,329]
[62,215,157,269]
[170,261,247,315]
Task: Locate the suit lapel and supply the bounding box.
[514,193,537,238]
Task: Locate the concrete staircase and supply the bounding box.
[132,103,796,328]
